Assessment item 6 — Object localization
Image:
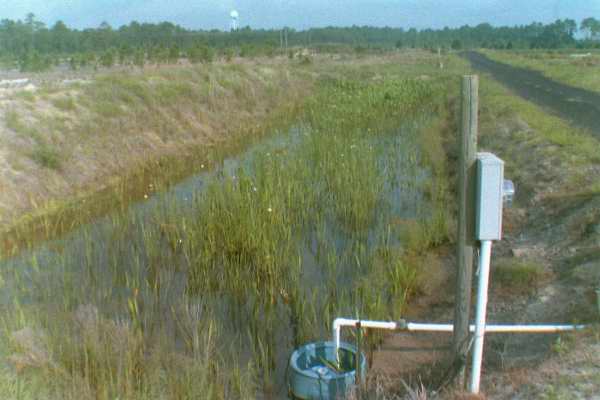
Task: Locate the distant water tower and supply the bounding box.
[230,10,239,31]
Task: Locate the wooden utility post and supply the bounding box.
[453,75,479,386]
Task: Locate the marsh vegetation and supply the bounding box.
[0,68,455,399]
[1,8,599,400]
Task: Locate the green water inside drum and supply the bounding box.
[297,347,355,374]
[289,341,367,400]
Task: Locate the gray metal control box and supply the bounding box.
[476,153,504,241]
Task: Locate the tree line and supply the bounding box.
[1,13,599,72]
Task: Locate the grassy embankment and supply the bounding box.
[0,53,461,399]
[474,60,600,191]
[456,53,600,287]
[459,55,600,397]
[482,49,600,93]
[0,59,314,255]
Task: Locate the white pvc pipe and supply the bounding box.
[333,317,586,355]
[470,240,493,394]
[473,324,586,333]
[405,322,455,332]
[332,238,586,391]
[406,323,586,333]
[333,318,397,352]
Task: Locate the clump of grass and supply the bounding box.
[90,100,123,118]
[299,55,313,65]
[51,96,76,111]
[492,259,545,294]
[550,332,577,355]
[398,200,450,257]
[5,109,24,132]
[375,247,422,319]
[31,143,62,169]
[186,168,300,302]
[4,109,44,141]
[400,220,437,256]
[15,90,36,102]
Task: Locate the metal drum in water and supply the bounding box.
[287,341,366,400]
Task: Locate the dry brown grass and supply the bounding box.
[0,50,462,252]
[0,59,313,235]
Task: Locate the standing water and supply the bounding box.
[0,78,450,399]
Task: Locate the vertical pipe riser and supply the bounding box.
[470,240,493,393]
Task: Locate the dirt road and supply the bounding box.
[464,51,600,138]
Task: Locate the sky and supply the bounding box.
[1,0,599,31]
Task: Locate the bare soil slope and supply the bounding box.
[0,59,314,234]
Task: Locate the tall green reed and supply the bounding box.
[0,74,455,399]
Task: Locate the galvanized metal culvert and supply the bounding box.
[287,341,366,400]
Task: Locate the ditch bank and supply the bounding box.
[0,58,314,254]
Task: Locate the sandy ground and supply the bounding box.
[0,59,315,236]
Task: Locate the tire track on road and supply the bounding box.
[464,51,600,138]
